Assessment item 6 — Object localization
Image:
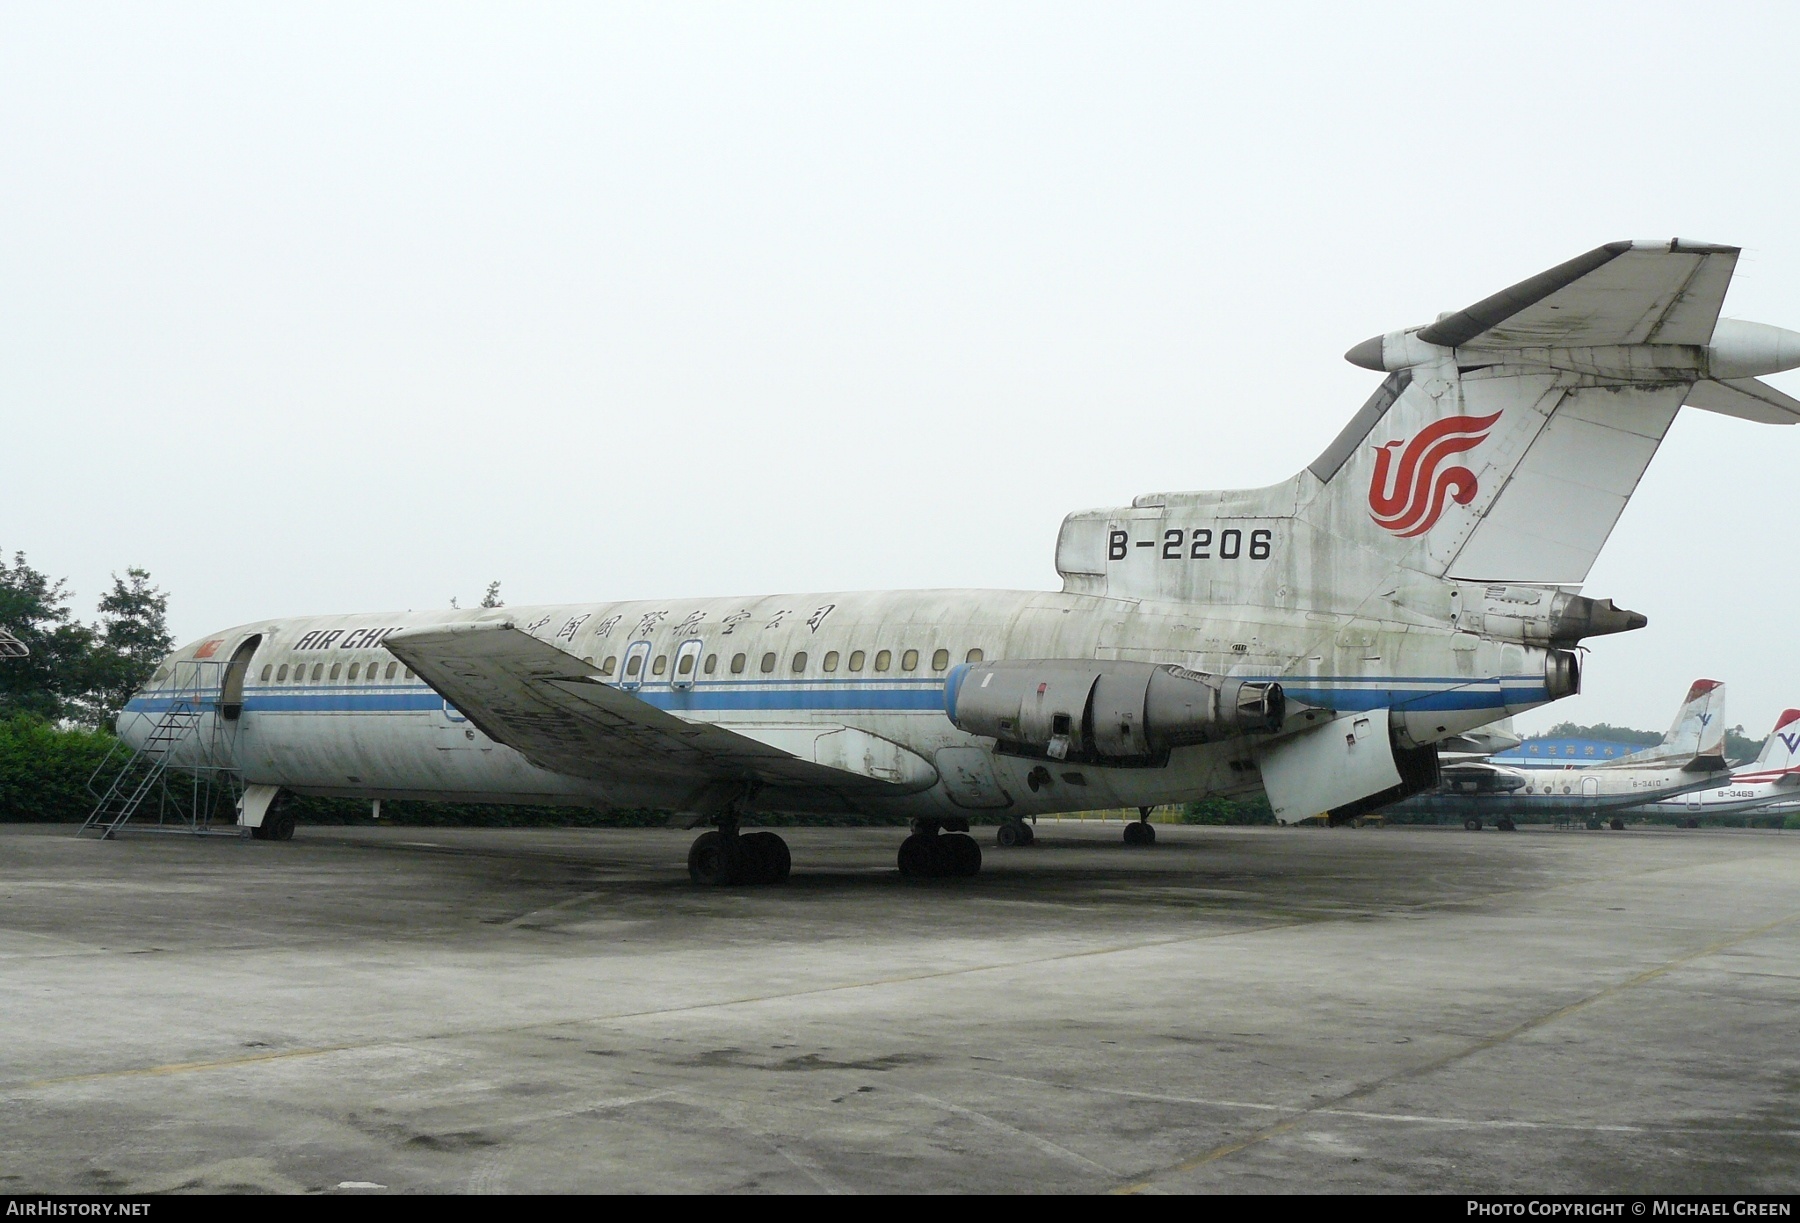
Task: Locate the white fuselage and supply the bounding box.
[122,586,1560,820]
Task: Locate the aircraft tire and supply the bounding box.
[688,831,742,885]
[1123,821,1154,846]
[897,833,934,878]
[250,822,269,841]
[1585,819,1602,830]
[1497,817,1516,832]
[267,810,297,842]
[1685,818,1701,829]
[1610,817,1626,831]
[996,822,1021,848]
[939,832,981,877]
[742,831,791,884]
[1463,818,1482,832]
[1018,821,1034,846]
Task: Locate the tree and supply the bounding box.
[75,569,174,727]
[480,581,504,609]
[0,552,93,721]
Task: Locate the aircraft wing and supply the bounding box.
[382,621,938,801]
[1416,240,1738,350]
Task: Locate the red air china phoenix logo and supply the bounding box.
[1367,412,1501,537]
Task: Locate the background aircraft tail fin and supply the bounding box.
[1618,679,1727,770]
[1749,708,1800,769]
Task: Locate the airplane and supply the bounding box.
[1623,708,1800,826]
[115,240,1800,884]
[1381,679,1734,831]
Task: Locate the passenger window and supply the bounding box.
[731,653,747,675]
[966,648,984,664]
[792,651,807,673]
[760,652,777,674]
[677,653,695,676]
[823,651,839,673]
[626,654,643,678]
[404,667,414,680]
[312,663,325,682]
[386,662,398,680]
[652,655,668,676]
[276,664,289,682]
[368,663,380,683]
[848,650,865,672]
[704,654,717,675]
[931,648,949,671]
[348,662,360,681]
[874,649,891,672]
[259,665,272,681]
[600,656,616,676]
[901,649,919,672]
[329,663,341,681]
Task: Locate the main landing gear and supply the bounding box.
[899,817,981,879]
[686,792,790,886]
[1123,806,1157,847]
[995,818,1035,848]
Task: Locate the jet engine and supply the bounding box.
[944,660,1284,764]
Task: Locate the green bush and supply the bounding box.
[1179,794,1275,825]
[0,714,119,822]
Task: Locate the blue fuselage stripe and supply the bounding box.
[123,673,1544,718]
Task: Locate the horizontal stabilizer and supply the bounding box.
[1415,240,1738,351]
[1684,377,1800,424]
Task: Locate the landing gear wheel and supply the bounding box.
[741,831,791,884]
[939,832,982,877]
[1123,821,1156,846]
[688,830,742,885]
[898,833,935,878]
[266,810,297,842]
[1496,817,1516,832]
[1464,817,1482,832]
[1685,818,1701,829]
[1585,819,1602,830]
[996,822,1021,848]
[899,832,981,878]
[1610,816,1625,831]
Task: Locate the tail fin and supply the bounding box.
[1749,708,1800,769]
[1620,679,1727,769]
[1058,241,1800,608]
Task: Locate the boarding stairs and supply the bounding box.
[78,660,245,838]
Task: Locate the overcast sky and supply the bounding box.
[4,2,1797,738]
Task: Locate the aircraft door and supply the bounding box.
[620,641,652,691]
[671,639,704,692]
[1581,776,1600,798]
[219,635,263,721]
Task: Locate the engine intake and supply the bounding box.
[944,660,1285,763]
